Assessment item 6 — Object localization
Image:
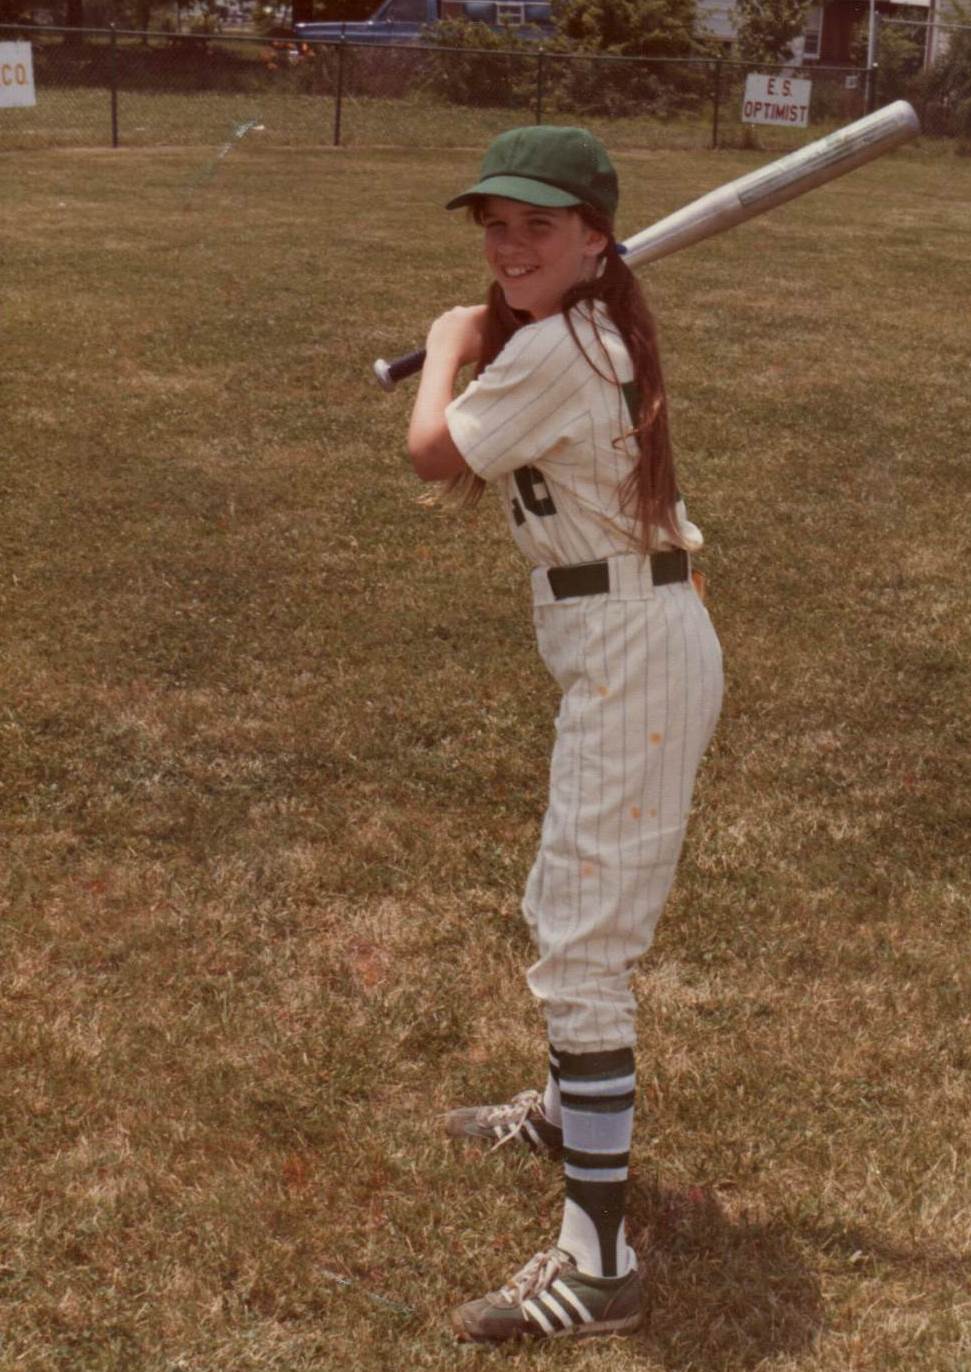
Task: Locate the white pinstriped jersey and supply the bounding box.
[444,300,703,568]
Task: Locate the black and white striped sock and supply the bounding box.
[555,1046,635,1279]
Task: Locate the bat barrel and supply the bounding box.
[727,99,919,213]
[623,100,920,269]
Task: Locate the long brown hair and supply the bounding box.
[442,203,681,553]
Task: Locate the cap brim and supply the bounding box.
[445,175,583,211]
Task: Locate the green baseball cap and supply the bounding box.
[445,125,618,220]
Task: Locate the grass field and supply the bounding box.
[1,139,969,1371]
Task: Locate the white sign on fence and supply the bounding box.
[742,74,811,128]
[0,43,36,108]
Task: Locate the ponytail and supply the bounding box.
[563,207,681,553]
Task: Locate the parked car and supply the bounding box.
[295,0,553,45]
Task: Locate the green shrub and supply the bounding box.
[542,0,711,118]
[419,18,538,109]
[915,27,971,145]
[543,48,711,118]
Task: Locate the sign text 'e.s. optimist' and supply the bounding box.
[743,74,811,128]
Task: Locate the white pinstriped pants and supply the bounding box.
[523,555,723,1054]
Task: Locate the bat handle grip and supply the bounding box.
[373,347,427,392]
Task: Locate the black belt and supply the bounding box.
[547,550,689,600]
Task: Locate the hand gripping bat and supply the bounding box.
[372,100,919,391]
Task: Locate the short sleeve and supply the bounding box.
[445,315,592,482]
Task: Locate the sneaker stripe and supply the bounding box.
[537,1291,575,1330]
[522,1299,557,1335]
[524,1120,541,1149]
[551,1279,594,1324]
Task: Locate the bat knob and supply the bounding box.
[373,358,395,392]
[372,347,427,390]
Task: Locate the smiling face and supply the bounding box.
[479,196,609,321]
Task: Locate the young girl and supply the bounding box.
[407,125,723,1344]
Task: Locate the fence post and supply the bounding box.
[535,48,545,124]
[711,57,722,149]
[866,13,880,113]
[333,39,345,147]
[109,21,119,148]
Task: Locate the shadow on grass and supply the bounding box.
[797,1217,971,1284]
[628,1180,823,1371]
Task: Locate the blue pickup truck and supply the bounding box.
[295,0,554,44]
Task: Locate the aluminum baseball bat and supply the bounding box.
[372,100,919,391]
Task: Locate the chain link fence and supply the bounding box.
[877,15,971,141]
[1,22,960,155]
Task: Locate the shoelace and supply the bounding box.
[483,1090,545,1152]
[500,1248,570,1306]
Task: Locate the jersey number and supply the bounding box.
[511,465,557,526]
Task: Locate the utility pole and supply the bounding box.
[866,0,878,112]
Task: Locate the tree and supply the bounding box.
[551,0,705,59]
[545,0,714,116]
[734,0,813,63]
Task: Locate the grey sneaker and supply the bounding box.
[444,1088,563,1157]
[451,1246,644,1343]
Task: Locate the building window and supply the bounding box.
[802,4,822,60]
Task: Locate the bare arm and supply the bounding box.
[407,306,487,482]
